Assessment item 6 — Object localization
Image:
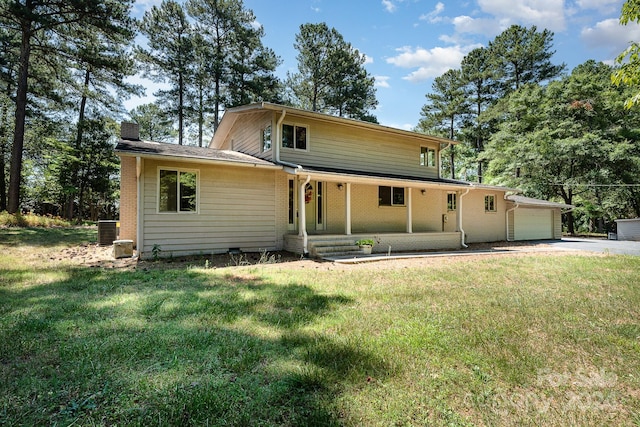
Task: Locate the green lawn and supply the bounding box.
[1,228,639,426]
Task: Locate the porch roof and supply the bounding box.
[282,163,520,192]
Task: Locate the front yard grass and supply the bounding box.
[1,228,639,426]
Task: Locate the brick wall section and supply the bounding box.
[119,156,137,246]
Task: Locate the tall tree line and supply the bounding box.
[419,23,640,234]
[0,0,138,216]
[0,0,380,218]
[136,0,282,147]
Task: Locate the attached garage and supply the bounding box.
[506,195,573,241]
[514,208,554,240]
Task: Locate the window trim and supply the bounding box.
[420,146,436,167]
[379,186,405,207]
[484,194,497,213]
[281,122,309,151]
[157,167,199,214]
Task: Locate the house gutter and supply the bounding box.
[505,201,519,242]
[458,188,471,248]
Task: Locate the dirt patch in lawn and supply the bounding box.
[59,240,587,271]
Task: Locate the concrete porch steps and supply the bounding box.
[309,239,363,258]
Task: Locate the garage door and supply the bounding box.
[514,208,553,240]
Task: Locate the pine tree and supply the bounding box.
[288,22,377,121]
[417,69,469,179]
[0,0,136,214]
[137,0,193,145]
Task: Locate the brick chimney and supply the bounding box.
[121,122,140,141]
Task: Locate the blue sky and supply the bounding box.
[128,0,640,131]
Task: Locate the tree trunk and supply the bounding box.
[449,116,455,179]
[0,99,10,211]
[8,20,32,214]
[178,71,184,145]
[198,82,203,147]
[67,68,91,220]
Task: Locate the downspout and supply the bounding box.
[458,187,471,248]
[274,109,286,164]
[505,201,519,242]
[299,174,311,256]
[136,156,143,258]
[439,142,452,177]
[275,108,309,255]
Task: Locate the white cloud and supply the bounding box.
[382,0,396,13]
[452,15,508,37]
[375,75,391,88]
[386,45,480,82]
[311,6,321,12]
[476,0,567,32]
[581,18,640,54]
[420,2,445,23]
[364,54,374,65]
[576,0,620,13]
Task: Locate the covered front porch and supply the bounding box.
[282,166,473,256]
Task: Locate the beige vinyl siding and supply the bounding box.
[462,190,507,243]
[280,117,440,179]
[140,159,277,257]
[215,111,273,160]
[318,183,452,234]
[553,209,562,239]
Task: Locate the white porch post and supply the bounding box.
[345,182,352,235]
[406,187,413,233]
[299,176,311,254]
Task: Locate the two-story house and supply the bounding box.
[115,102,571,259]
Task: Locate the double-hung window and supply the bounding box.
[485,194,496,212]
[447,193,457,211]
[159,169,198,213]
[420,147,436,167]
[282,124,307,150]
[379,186,405,206]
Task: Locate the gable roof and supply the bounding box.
[211,102,458,149]
[115,139,278,169]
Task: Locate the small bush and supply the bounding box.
[0,211,72,228]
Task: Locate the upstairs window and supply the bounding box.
[262,125,272,152]
[420,147,436,167]
[379,186,405,206]
[485,194,496,212]
[282,124,307,150]
[159,169,197,213]
[447,193,457,211]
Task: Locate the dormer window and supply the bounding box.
[282,124,307,150]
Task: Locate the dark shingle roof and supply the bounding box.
[115,139,276,167]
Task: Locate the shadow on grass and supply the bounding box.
[0,226,97,247]
[0,264,388,426]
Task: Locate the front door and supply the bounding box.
[304,181,325,233]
